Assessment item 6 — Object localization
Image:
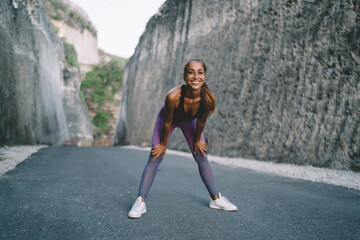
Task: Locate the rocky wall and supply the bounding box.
[53,20,99,66]
[0,0,92,145]
[114,0,360,170]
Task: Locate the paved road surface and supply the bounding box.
[0,147,359,240]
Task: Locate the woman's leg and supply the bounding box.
[138,115,175,199]
[179,119,219,198]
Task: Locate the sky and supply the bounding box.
[69,0,166,58]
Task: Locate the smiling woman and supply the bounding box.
[127,59,237,219]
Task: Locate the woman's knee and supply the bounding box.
[193,151,207,163]
[147,149,164,164]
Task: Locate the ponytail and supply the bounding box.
[201,82,216,118]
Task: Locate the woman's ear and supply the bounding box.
[182,73,185,81]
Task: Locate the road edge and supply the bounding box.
[122,145,360,191]
[0,145,47,176]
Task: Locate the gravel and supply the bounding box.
[0,145,47,176]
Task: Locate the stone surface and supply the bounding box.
[0,0,92,145]
[114,0,360,170]
[53,20,99,66]
[60,62,93,144]
[41,0,99,77]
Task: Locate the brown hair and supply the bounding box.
[183,58,217,117]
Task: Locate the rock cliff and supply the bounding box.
[0,0,92,145]
[41,0,99,75]
[46,0,99,74]
[53,19,99,72]
[114,0,360,170]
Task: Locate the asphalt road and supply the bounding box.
[0,146,359,240]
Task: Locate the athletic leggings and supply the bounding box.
[138,107,219,199]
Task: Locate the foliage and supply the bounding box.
[68,10,97,36]
[52,13,62,21]
[79,90,86,104]
[81,58,126,138]
[93,109,110,130]
[64,42,78,67]
[48,0,68,12]
[41,0,97,37]
[81,60,124,106]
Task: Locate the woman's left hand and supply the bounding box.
[194,140,207,158]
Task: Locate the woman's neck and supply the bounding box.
[184,85,201,99]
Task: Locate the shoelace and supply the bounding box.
[221,196,234,206]
[133,200,143,209]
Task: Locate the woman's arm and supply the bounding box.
[151,93,178,161]
[160,94,176,146]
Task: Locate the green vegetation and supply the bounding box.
[48,0,68,12]
[81,59,124,107]
[52,13,62,21]
[81,57,127,140]
[68,10,96,35]
[79,90,86,104]
[64,42,78,67]
[41,0,97,37]
[93,109,110,130]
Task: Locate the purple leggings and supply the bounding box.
[138,107,219,199]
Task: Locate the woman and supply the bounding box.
[128,59,237,218]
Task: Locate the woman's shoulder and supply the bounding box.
[166,85,182,100]
[165,85,182,107]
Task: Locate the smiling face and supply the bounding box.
[183,61,206,90]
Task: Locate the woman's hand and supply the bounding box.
[151,144,167,161]
[194,140,207,158]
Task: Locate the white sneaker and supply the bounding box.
[209,193,237,211]
[128,196,147,218]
